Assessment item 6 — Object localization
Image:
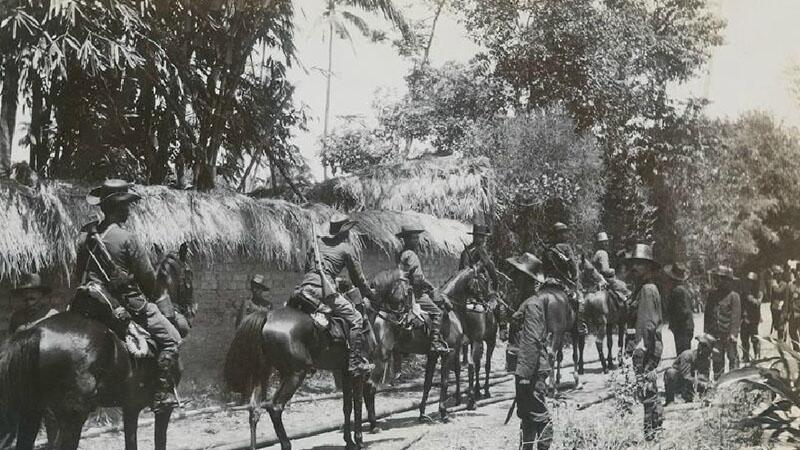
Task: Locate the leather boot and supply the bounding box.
[153,350,180,413]
[429,310,449,354]
[348,327,374,374]
[520,417,535,450]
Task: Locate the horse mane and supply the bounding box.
[440,266,475,294]
[156,252,183,279]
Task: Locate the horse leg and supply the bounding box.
[606,324,615,369]
[472,341,483,402]
[353,373,365,449]
[484,338,495,399]
[267,370,306,450]
[572,333,581,385]
[55,413,88,450]
[418,355,438,422]
[617,324,625,363]
[247,383,263,450]
[123,406,140,450]
[342,372,354,449]
[14,408,42,450]
[364,378,379,433]
[453,344,462,406]
[154,407,172,450]
[467,342,476,410]
[596,332,607,374]
[439,353,452,423]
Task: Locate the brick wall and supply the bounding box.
[0,248,458,393]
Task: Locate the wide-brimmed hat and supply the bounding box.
[663,262,689,282]
[747,272,758,281]
[505,253,545,283]
[467,223,491,236]
[86,179,142,206]
[396,225,425,239]
[601,268,616,278]
[251,274,270,290]
[596,232,609,243]
[626,244,660,267]
[12,273,52,295]
[553,222,570,233]
[328,213,356,236]
[709,265,738,280]
[695,333,717,348]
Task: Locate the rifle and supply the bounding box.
[311,222,335,300]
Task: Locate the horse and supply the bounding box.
[0,243,194,450]
[451,268,510,410]
[223,291,381,450]
[368,268,466,423]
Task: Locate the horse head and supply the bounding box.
[156,242,196,318]
[371,269,412,314]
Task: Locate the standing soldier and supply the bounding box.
[770,265,788,340]
[74,179,183,412]
[662,262,694,355]
[507,253,551,450]
[235,274,272,328]
[292,214,377,374]
[741,272,763,361]
[592,231,612,273]
[626,244,664,441]
[459,223,500,292]
[663,334,715,405]
[704,266,741,375]
[8,273,58,334]
[396,225,450,354]
[786,273,800,351]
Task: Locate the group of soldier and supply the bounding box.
[3,179,790,450]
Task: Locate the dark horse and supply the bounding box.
[368,269,466,423]
[452,268,510,410]
[224,299,379,450]
[0,244,194,450]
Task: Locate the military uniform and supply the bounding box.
[666,283,694,355]
[459,243,500,291]
[663,345,712,404]
[508,254,550,450]
[741,275,762,361]
[769,274,787,339]
[704,270,741,374]
[785,281,800,351]
[235,275,273,328]
[398,247,448,350]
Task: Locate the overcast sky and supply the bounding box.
[11,0,800,181]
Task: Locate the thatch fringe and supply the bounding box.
[309,155,495,222]
[0,180,469,282]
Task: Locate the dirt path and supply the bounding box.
[70,304,775,449]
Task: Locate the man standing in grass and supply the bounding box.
[704,265,741,374]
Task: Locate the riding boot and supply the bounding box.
[348,326,374,375]
[153,350,180,413]
[520,417,536,450]
[429,309,449,354]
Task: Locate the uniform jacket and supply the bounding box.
[75,222,158,312]
[633,282,663,349]
[301,236,371,297]
[397,248,436,299]
[704,288,741,337]
[672,348,711,381]
[666,284,694,333]
[458,243,499,290]
[742,287,762,331]
[514,293,551,378]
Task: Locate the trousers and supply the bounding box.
[296,285,363,328]
[515,373,551,450]
[711,335,738,375]
[137,302,182,352]
[672,328,693,355]
[741,328,760,362]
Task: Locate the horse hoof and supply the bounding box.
[578,368,584,375]
[418,414,434,424]
[607,362,616,370]
[369,424,382,434]
[440,415,450,423]
[484,391,491,399]
[467,401,476,411]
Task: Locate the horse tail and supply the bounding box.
[0,328,41,420]
[224,310,271,394]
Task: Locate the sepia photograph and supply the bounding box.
[1,0,800,449]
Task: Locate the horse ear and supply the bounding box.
[153,244,164,258]
[179,242,190,262]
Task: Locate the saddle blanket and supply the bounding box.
[125,321,155,358]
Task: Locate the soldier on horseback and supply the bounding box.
[458,223,500,294]
[291,214,377,374]
[74,179,182,413]
[542,222,580,292]
[396,225,451,354]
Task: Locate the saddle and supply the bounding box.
[287,289,350,343]
[70,282,156,359]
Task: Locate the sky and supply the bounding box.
[11,0,800,181]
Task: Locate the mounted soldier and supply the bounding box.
[290,213,377,374]
[459,223,500,299]
[396,225,450,354]
[592,231,612,273]
[73,179,182,412]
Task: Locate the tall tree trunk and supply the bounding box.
[238,151,261,193]
[29,76,43,172]
[321,3,334,180]
[0,61,19,178]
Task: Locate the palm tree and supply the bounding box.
[316,0,409,179]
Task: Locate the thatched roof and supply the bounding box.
[309,155,495,222]
[0,180,470,282]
